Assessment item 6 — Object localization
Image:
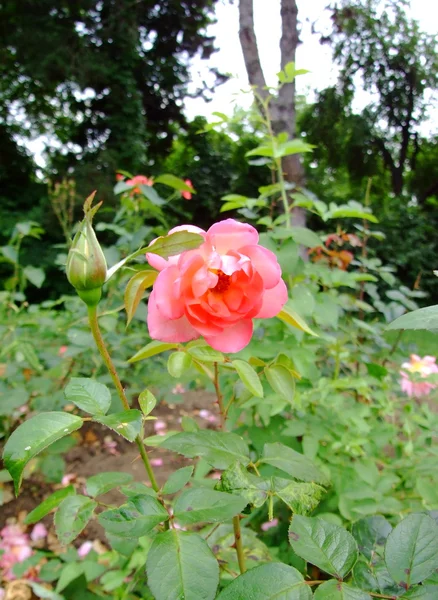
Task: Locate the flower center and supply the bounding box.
[212,270,232,293]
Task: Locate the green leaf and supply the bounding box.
[232,360,263,398]
[139,183,165,206]
[162,466,194,495]
[384,513,438,587]
[124,270,157,326]
[289,227,323,248]
[25,485,76,524]
[154,174,194,192]
[274,480,325,515]
[174,488,247,525]
[55,562,84,593]
[218,462,269,508]
[55,495,97,545]
[277,301,318,336]
[246,144,275,158]
[86,472,133,497]
[398,586,438,599]
[262,442,328,484]
[265,365,296,403]
[313,579,371,599]
[128,340,178,363]
[98,494,168,537]
[162,430,250,470]
[23,265,45,288]
[146,530,219,600]
[216,562,312,599]
[94,410,143,442]
[29,582,65,600]
[168,351,193,377]
[3,412,83,494]
[138,389,157,416]
[329,208,378,223]
[276,139,314,158]
[352,516,392,560]
[147,230,204,258]
[64,377,111,416]
[187,346,225,363]
[387,305,438,332]
[289,515,358,578]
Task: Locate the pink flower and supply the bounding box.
[126,175,154,195]
[103,436,120,456]
[172,383,186,394]
[400,355,438,398]
[151,458,163,467]
[116,173,124,181]
[77,541,93,558]
[58,345,68,356]
[199,409,218,424]
[154,420,167,435]
[0,525,33,581]
[261,518,279,531]
[0,587,5,599]
[146,219,288,353]
[30,523,47,542]
[182,179,193,200]
[61,473,76,486]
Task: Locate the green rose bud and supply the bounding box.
[66,193,107,306]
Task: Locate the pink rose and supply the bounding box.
[182,179,193,200]
[400,354,438,398]
[30,523,47,542]
[146,219,287,353]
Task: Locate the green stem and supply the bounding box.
[87,304,159,492]
[233,516,246,574]
[213,362,226,429]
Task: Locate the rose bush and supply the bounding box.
[145,219,288,352]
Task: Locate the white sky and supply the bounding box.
[185,0,437,130]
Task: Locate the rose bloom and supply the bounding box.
[400,354,438,398]
[146,219,287,353]
[182,179,193,200]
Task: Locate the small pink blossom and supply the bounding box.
[182,179,193,200]
[103,435,120,456]
[0,524,33,581]
[199,409,218,424]
[172,383,186,394]
[116,173,124,181]
[77,541,93,558]
[154,420,167,435]
[58,345,68,356]
[61,473,76,486]
[126,175,154,195]
[30,523,47,542]
[146,220,287,353]
[151,458,164,467]
[400,355,438,398]
[261,518,279,531]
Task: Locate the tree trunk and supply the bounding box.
[239,0,306,228]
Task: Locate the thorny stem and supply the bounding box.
[213,361,246,574]
[87,305,159,493]
[213,362,226,429]
[233,516,247,574]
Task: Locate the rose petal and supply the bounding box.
[207,219,258,254]
[204,319,253,353]
[255,278,288,318]
[148,291,199,343]
[239,245,282,289]
[154,266,184,319]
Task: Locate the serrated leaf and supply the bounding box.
[232,359,263,397]
[3,412,83,494]
[289,227,323,248]
[124,269,157,326]
[261,442,328,484]
[313,579,371,599]
[162,466,194,495]
[265,365,296,403]
[387,305,438,332]
[147,230,204,258]
[216,562,312,599]
[86,472,133,497]
[352,516,392,560]
[274,480,325,515]
[64,377,111,416]
[138,389,157,416]
[289,515,358,578]
[399,586,438,599]
[94,410,143,442]
[146,530,219,600]
[277,302,318,336]
[174,488,247,525]
[98,494,168,537]
[168,351,192,377]
[55,495,97,545]
[188,346,225,363]
[128,340,178,362]
[25,486,76,524]
[385,513,438,587]
[162,430,250,470]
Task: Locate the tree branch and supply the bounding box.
[238,0,269,104]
